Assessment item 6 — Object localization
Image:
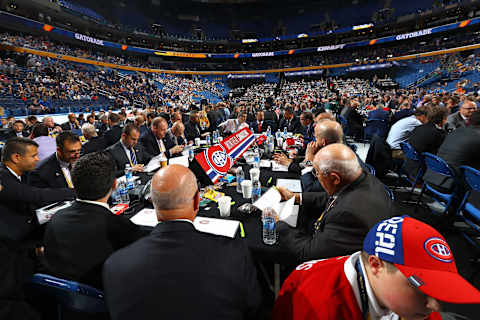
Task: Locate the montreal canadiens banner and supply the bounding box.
[195,127,255,184]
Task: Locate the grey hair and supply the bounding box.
[314,156,361,181]
[151,175,198,210]
[81,123,96,138]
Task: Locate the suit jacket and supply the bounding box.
[29,153,70,189]
[445,111,467,132]
[0,164,75,242]
[103,125,123,147]
[184,121,201,142]
[263,110,278,122]
[250,120,269,134]
[278,116,303,134]
[3,130,29,141]
[96,122,109,136]
[404,123,446,176]
[166,130,185,147]
[80,135,107,156]
[139,129,178,158]
[423,127,480,192]
[103,221,262,320]
[277,171,393,263]
[44,201,147,288]
[60,121,80,131]
[107,140,152,177]
[391,109,413,125]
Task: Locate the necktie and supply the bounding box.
[258,122,262,133]
[466,118,470,126]
[313,197,336,232]
[130,148,137,166]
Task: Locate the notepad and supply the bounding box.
[252,188,299,227]
[168,155,189,167]
[272,162,289,172]
[144,155,163,173]
[276,179,302,193]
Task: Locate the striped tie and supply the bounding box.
[130,148,137,165]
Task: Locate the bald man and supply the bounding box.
[103,165,262,320]
[166,121,186,146]
[276,144,393,263]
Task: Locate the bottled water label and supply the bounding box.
[263,217,276,245]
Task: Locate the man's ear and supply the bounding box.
[368,255,386,276]
[112,178,117,191]
[193,190,200,212]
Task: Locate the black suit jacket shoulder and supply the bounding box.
[0,164,75,241]
[44,201,147,288]
[60,122,80,131]
[29,153,69,189]
[103,221,261,320]
[278,172,393,262]
[80,136,107,156]
[184,121,200,142]
[103,125,123,147]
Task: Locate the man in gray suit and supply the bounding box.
[445,100,477,131]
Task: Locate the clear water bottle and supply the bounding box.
[276,129,281,139]
[111,188,121,205]
[188,146,194,161]
[262,207,277,245]
[206,134,211,146]
[236,167,244,193]
[124,164,134,190]
[252,180,261,203]
[253,148,260,168]
[283,126,288,138]
[119,181,130,204]
[266,126,271,137]
[212,130,218,144]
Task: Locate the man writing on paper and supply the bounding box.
[276,144,393,262]
[140,117,184,158]
[107,124,152,177]
[103,165,262,320]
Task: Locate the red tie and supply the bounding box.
[258,122,262,132]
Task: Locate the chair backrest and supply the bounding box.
[460,165,480,192]
[400,141,420,161]
[422,152,455,177]
[384,185,395,201]
[29,273,106,314]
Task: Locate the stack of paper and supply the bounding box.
[168,155,189,167]
[144,155,163,173]
[252,187,299,227]
[272,162,289,172]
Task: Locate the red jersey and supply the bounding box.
[272,255,442,320]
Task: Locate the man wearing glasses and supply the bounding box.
[29,132,82,189]
[445,99,477,131]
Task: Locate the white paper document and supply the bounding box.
[193,217,240,238]
[276,179,302,193]
[130,210,240,238]
[301,166,314,176]
[252,187,282,212]
[275,197,299,228]
[144,155,163,173]
[259,159,271,168]
[168,155,189,167]
[130,208,158,227]
[272,162,289,172]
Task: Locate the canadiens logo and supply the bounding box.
[204,145,232,176]
[424,237,453,263]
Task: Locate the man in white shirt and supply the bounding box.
[218,112,249,135]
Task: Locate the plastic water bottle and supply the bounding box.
[111,188,121,205]
[266,126,271,137]
[119,181,130,204]
[124,164,134,190]
[236,167,244,193]
[188,146,194,161]
[206,134,211,146]
[252,180,261,203]
[262,207,277,245]
[276,129,281,139]
[212,130,218,144]
[253,148,260,168]
[283,126,288,138]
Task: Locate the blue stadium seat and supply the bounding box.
[27,273,107,319]
[457,166,480,249]
[400,141,425,200]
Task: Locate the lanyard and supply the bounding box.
[313,196,336,232]
[355,259,369,320]
[61,167,74,189]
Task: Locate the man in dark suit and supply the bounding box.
[300,111,315,142]
[3,120,29,140]
[340,102,364,140]
[184,111,202,142]
[107,124,152,177]
[140,117,184,159]
[166,121,186,146]
[96,115,109,136]
[251,111,268,134]
[278,107,303,134]
[80,123,106,156]
[103,113,123,147]
[445,100,477,132]
[134,115,149,138]
[0,138,74,318]
[103,165,262,320]
[276,144,393,263]
[44,152,147,288]
[404,106,448,177]
[60,113,80,132]
[263,97,279,123]
[423,110,480,194]
[29,132,81,189]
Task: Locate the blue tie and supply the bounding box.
[130,149,137,165]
